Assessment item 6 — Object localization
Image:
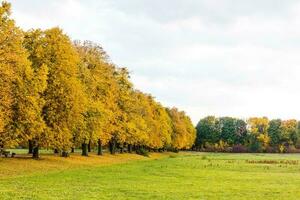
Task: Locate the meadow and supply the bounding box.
[1,152,300,200]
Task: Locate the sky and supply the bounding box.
[8,0,300,124]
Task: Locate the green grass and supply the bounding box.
[1,152,300,199]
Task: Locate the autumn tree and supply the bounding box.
[247,117,270,152]
[23,28,87,156]
[167,107,196,150]
[145,96,172,150]
[280,119,298,147]
[0,1,18,148]
[0,2,47,159]
[75,41,116,156]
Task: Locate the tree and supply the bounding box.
[219,117,236,145]
[27,28,87,155]
[268,119,282,147]
[122,90,149,152]
[75,41,116,156]
[167,107,196,150]
[195,116,221,148]
[0,1,18,148]
[109,67,133,154]
[146,96,172,150]
[0,2,47,157]
[280,119,298,147]
[234,119,247,145]
[247,117,270,152]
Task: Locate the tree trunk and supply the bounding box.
[120,143,124,153]
[128,144,132,153]
[61,151,69,157]
[32,144,39,159]
[132,145,136,152]
[109,139,116,154]
[88,140,91,152]
[136,145,140,153]
[28,140,33,154]
[82,143,88,156]
[97,139,102,155]
[54,149,59,154]
[71,147,75,153]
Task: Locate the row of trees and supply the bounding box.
[195,116,300,153]
[0,2,196,158]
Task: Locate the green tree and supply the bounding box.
[196,116,221,147]
[268,119,282,147]
[235,119,247,145]
[219,117,236,145]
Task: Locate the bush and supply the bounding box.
[136,148,149,157]
[265,146,276,153]
[166,147,179,153]
[249,140,262,153]
[286,145,300,153]
[231,144,248,153]
[202,141,230,152]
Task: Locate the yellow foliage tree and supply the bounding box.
[167,107,196,150]
[75,41,117,155]
[248,117,270,150]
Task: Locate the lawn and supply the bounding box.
[1,152,300,199]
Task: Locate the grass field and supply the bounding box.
[1,152,300,199]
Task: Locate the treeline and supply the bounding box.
[0,2,196,158]
[195,116,300,153]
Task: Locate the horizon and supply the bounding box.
[8,0,300,124]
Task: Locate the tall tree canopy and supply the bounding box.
[167,108,196,150]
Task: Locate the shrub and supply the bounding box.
[265,146,276,153]
[136,148,149,157]
[279,145,285,153]
[167,147,179,153]
[286,145,300,153]
[231,144,248,153]
[249,140,262,153]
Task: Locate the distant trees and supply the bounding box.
[195,116,300,153]
[0,2,196,158]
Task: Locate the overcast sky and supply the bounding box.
[8,0,300,124]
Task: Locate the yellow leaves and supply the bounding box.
[167,107,196,150]
[1,3,196,152]
[279,144,285,153]
[280,119,297,143]
[0,1,41,147]
[248,117,269,135]
[248,117,270,148]
[257,134,270,147]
